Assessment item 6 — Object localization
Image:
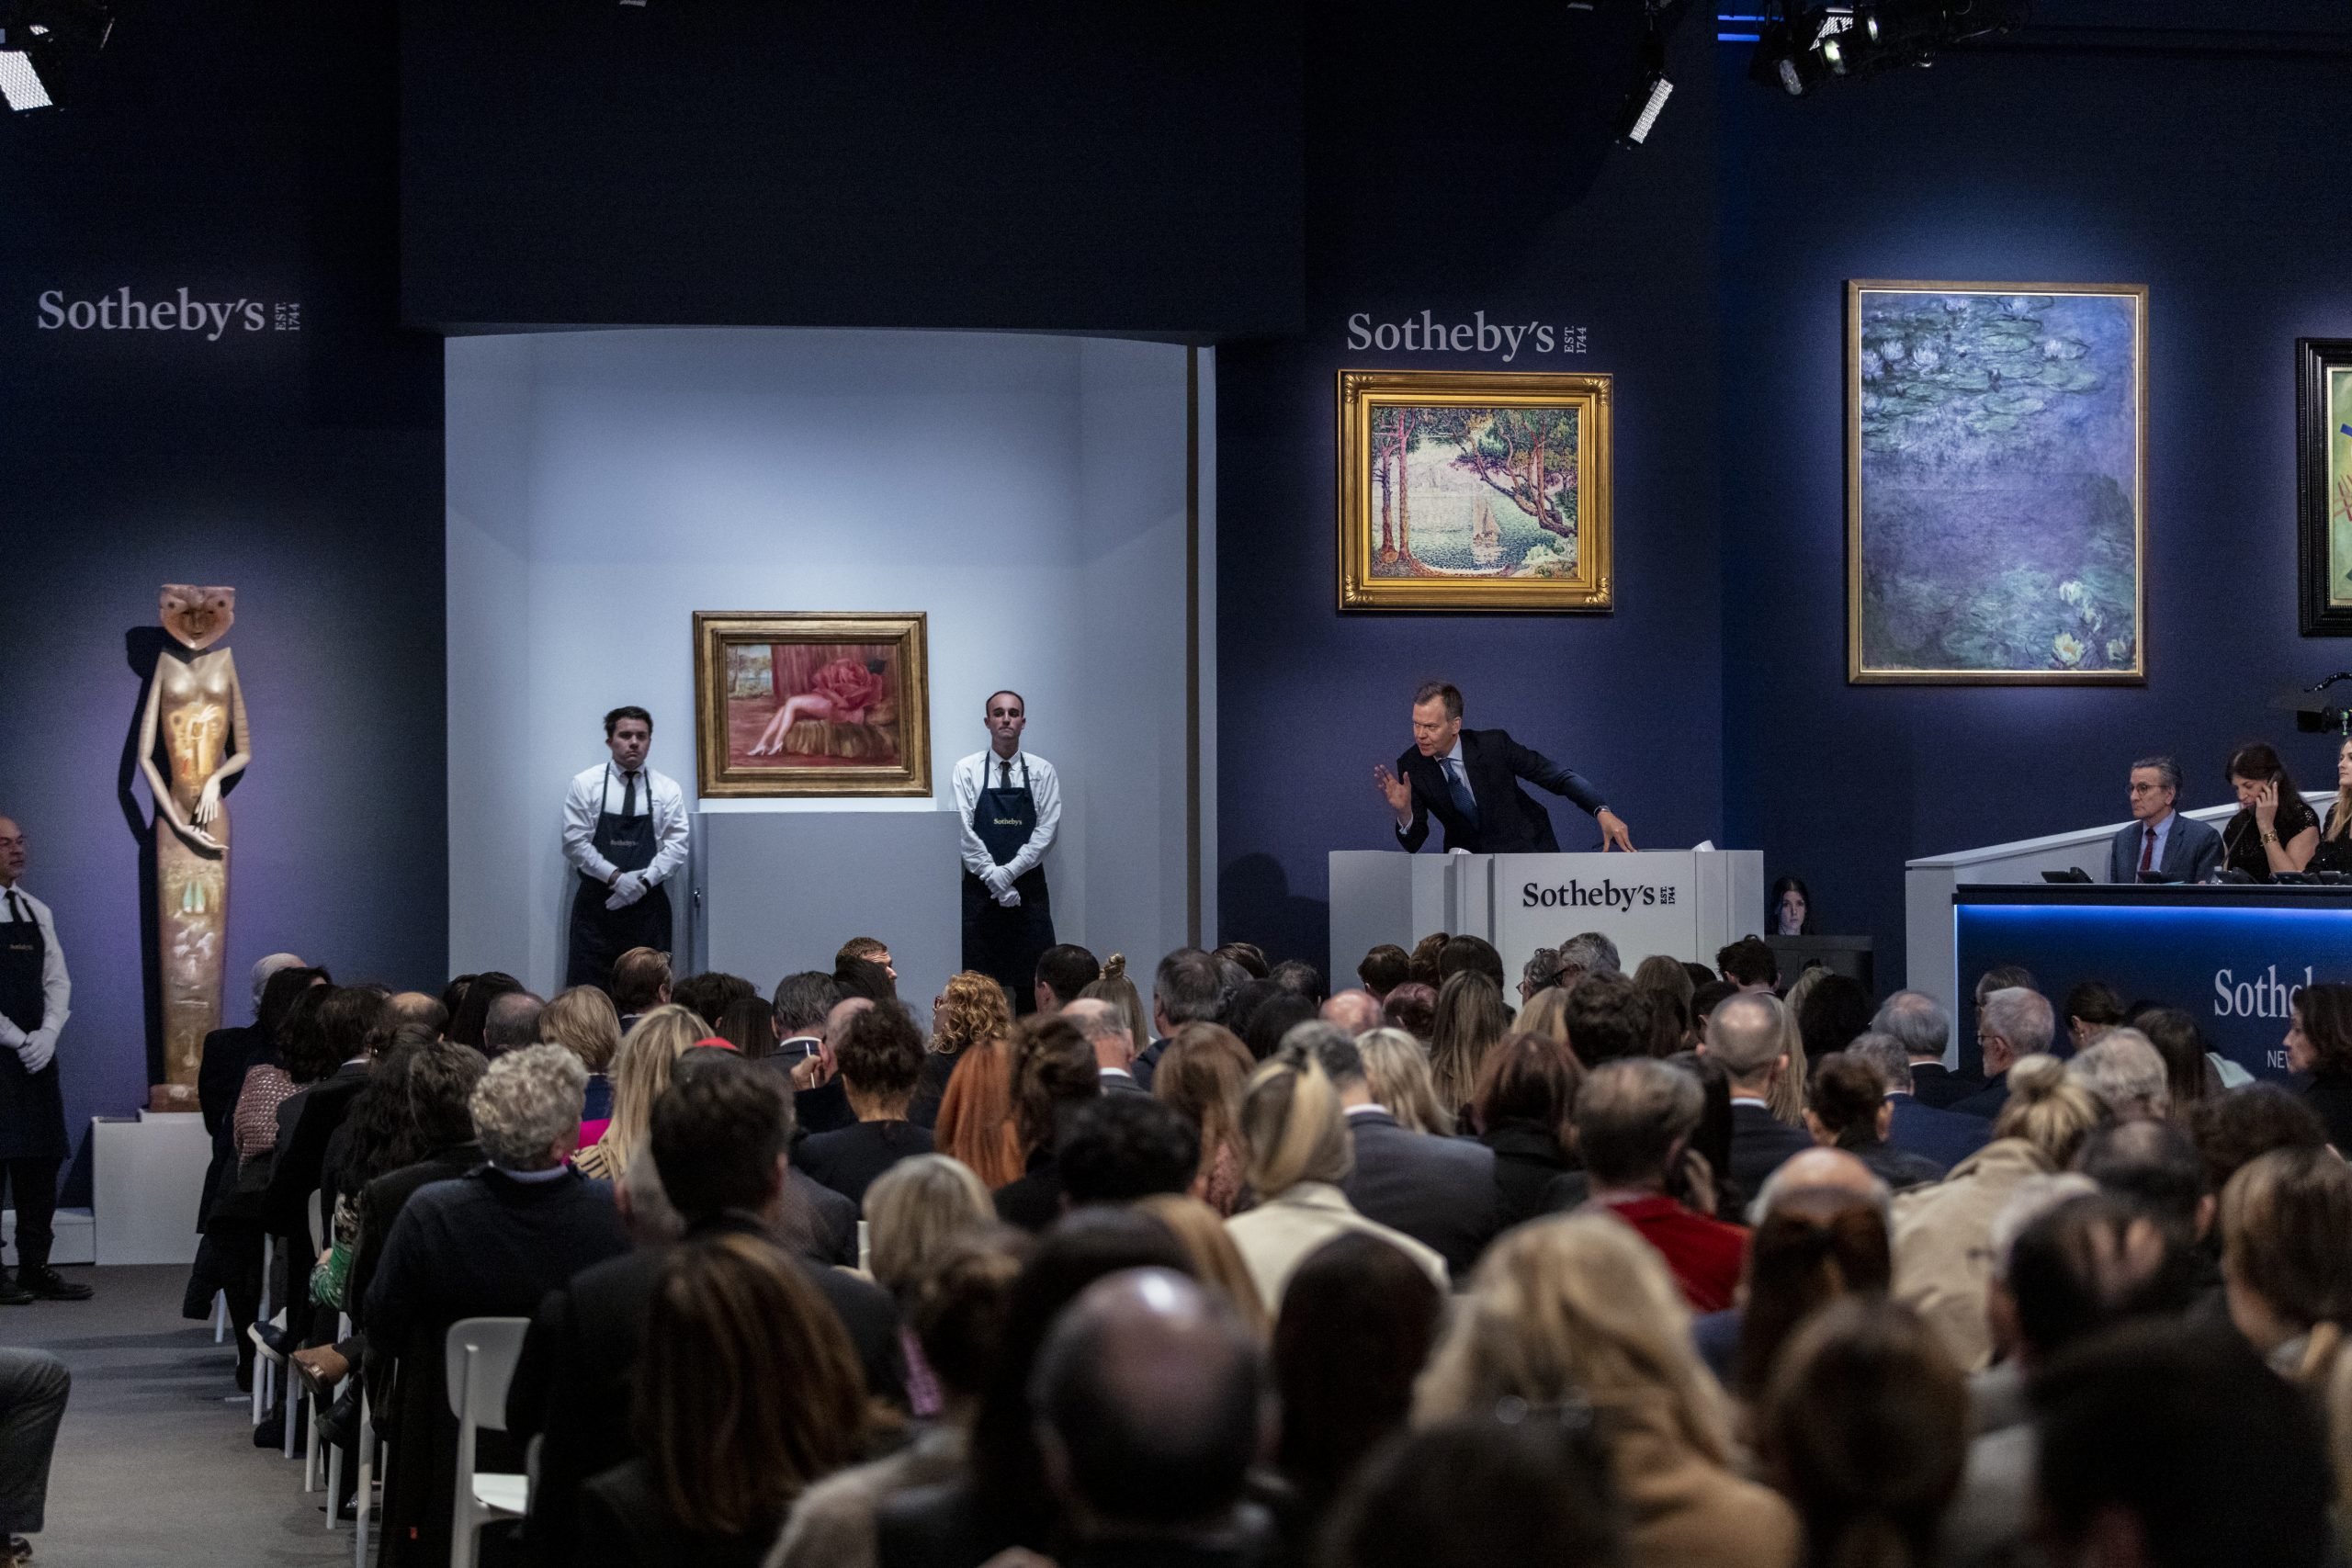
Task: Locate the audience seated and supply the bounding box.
[1289,1022,1498,1279]
[1685,1145,1882,1384]
[610,946,673,1030]
[1804,1051,1946,1190]
[1241,989,1319,1065]
[2131,1004,2228,1114]
[1792,973,1873,1069]
[1716,936,1778,994]
[993,1015,1101,1232]
[672,969,758,1030]
[1427,972,1507,1120]
[1034,943,1102,1016]
[540,984,624,1126]
[1562,969,1657,1068]
[481,988,547,1058]
[1134,948,1223,1091]
[366,1043,631,1568]
[1353,1027,1454,1137]
[262,984,386,1248]
[1320,1413,1624,1568]
[916,971,1009,1129]
[1133,1194,1272,1340]
[510,1050,900,1568]
[863,1156,995,1415]
[1148,1022,1253,1216]
[1467,1030,1582,1229]
[1574,1057,1749,1312]
[1353,943,1410,1000]
[1377,981,1436,1043]
[1704,993,1813,1194]
[2290,982,2352,1151]
[1846,1031,1990,1170]
[764,971,853,1134]
[1080,954,1151,1043]
[581,1231,869,1568]
[576,1003,708,1181]
[1436,934,1506,991]
[1869,990,1973,1110]
[711,993,778,1055]
[1758,1298,1965,1568]
[1223,1050,1447,1312]
[1516,944,1566,1001]
[1064,997,1147,1094]
[1951,987,2055,1120]
[1319,987,1384,1036]
[2219,1145,2352,1382]
[933,1011,1025,1190]
[792,1001,934,1206]
[445,968,522,1049]
[382,987,445,1036]
[1892,1053,2106,1371]
[1215,942,1271,981]
[2066,1028,2170,1120]
[1557,930,1621,980]
[1268,957,1327,1004]
[1731,1178,1894,1406]
[2188,1080,2327,1198]
[1057,1094,1200,1206]
[2061,978,2128,1055]
[1415,1213,1800,1568]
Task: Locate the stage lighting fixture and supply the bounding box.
[1613,19,1675,146]
[0,0,113,112]
[1749,0,2027,96]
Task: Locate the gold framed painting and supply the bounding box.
[2297,338,2352,636]
[1337,368,1613,612]
[693,611,932,797]
[1849,280,2149,683]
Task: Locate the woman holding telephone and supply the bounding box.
[2219,742,2321,881]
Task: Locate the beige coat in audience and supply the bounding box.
[1223,1180,1447,1313]
[1611,1392,1800,1568]
[1890,1137,2056,1372]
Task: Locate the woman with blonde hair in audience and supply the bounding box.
[1429,971,1509,1122]
[573,1003,707,1181]
[917,972,1012,1132]
[1767,994,1810,1127]
[1136,1192,1272,1340]
[541,984,626,1132]
[1890,1053,2108,1371]
[1416,1213,1801,1568]
[864,1155,996,1418]
[2220,1145,2352,1382]
[1078,953,1151,1056]
[1356,1027,1454,1136]
[1225,1054,1447,1312]
[1513,986,1574,1051]
[1151,1022,1255,1215]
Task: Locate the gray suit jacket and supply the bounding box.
[1340,1110,1500,1278]
[2107,813,2222,884]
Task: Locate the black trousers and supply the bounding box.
[2,1159,58,1273]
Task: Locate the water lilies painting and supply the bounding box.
[1848,281,2147,682]
[1338,369,1614,611]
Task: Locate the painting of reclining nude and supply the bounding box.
[693,611,932,796]
[1337,368,1614,612]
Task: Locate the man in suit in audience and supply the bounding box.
[1951,987,2054,1121]
[2107,755,2222,884]
[1133,947,1222,1091]
[1577,1058,1749,1312]
[1873,990,1979,1111]
[1034,943,1101,1018]
[1064,998,1148,1094]
[1373,681,1635,854]
[1293,1022,1499,1277]
[1849,1032,1992,1171]
[508,1050,901,1568]
[1702,992,1813,1195]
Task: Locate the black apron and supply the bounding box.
[962,754,1056,1009]
[565,767,674,989]
[0,894,68,1161]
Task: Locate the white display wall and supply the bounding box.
[445,329,1209,1000]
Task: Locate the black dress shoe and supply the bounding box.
[0,1273,31,1307]
[17,1268,92,1302]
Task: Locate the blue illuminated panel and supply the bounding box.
[1954,891,2352,1082]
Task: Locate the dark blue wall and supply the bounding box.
[1216,4,1727,964]
[0,4,445,1197]
[1720,40,2352,991]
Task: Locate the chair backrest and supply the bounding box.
[443,1317,532,1435]
[306,1189,324,1254]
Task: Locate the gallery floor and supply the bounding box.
[9,1265,345,1568]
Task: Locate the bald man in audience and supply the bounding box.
[482,990,547,1058]
[384,991,448,1037]
[1702,991,1813,1193]
[1064,998,1146,1094]
[1319,988,1384,1036]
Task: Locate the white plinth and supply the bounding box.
[91,1110,213,1265]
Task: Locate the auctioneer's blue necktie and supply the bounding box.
[1442,756,1479,827]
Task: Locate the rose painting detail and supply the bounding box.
[1848,282,2147,683]
[694,613,931,797]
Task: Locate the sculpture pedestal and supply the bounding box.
[92,1110,211,1265]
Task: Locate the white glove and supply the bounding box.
[980,864,1013,898]
[995,885,1023,909]
[16,1030,55,1075]
[605,871,649,910]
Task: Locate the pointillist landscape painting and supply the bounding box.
[1339,371,1613,611]
[1849,284,2145,682]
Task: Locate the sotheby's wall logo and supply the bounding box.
[37,287,301,342]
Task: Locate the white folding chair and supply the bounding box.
[352,1383,383,1568]
[212,1288,229,1343]
[250,1232,277,1426]
[300,1192,331,1483]
[445,1316,532,1568]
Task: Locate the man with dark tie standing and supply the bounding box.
[562,707,690,989]
[954,691,1061,1014]
[2106,756,2221,884]
[1373,682,1635,854]
[0,818,90,1303]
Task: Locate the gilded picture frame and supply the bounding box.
[1337,368,1614,612]
[693,611,932,798]
[2296,339,2352,636]
[1848,280,2149,684]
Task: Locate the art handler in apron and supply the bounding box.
[561,707,690,990]
[0,817,88,1303]
[954,691,1062,1015]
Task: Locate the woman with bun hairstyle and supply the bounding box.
[1887,1054,2108,1371]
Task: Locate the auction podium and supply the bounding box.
[1329,850,1765,990]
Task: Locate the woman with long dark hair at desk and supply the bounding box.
[2219,743,2320,881]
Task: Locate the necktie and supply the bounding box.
[1443,757,1479,825]
[4,891,23,925]
[2140,822,2155,874]
[1000,759,1012,788]
[621,771,638,818]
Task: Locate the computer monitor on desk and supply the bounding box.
[1767,935,1872,993]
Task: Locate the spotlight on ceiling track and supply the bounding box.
[0,0,112,112]
[1611,0,1692,149]
[1749,0,2027,97]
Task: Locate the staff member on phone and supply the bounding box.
[2219,742,2320,882]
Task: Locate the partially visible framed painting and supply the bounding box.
[693,611,931,797]
[2298,339,2352,636]
[1848,281,2148,683]
[1337,368,1613,612]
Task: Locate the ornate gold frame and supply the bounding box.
[693,611,932,797]
[1847,279,2149,685]
[1337,368,1614,612]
